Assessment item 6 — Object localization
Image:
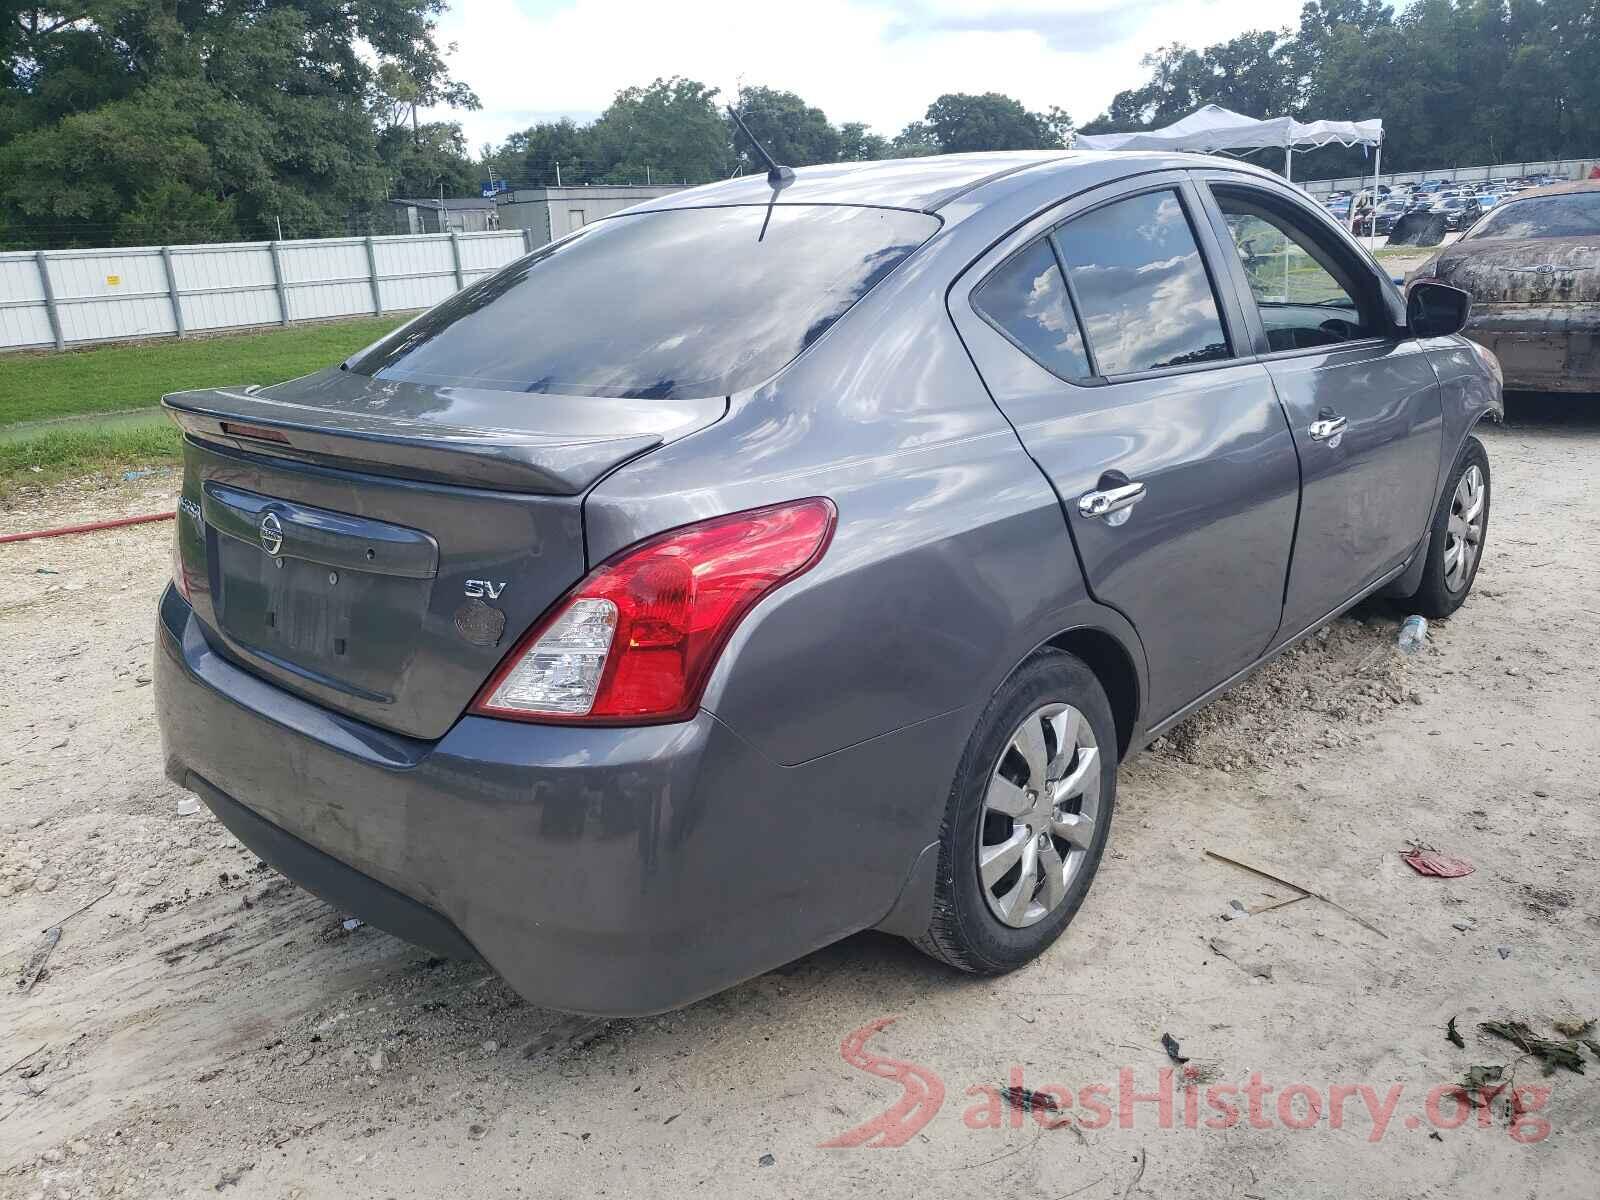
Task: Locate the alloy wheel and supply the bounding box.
[1443,463,1485,592]
[977,703,1101,929]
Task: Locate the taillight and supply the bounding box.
[471,498,836,724]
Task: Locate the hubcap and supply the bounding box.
[977,703,1101,929]
[1443,464,1485,592]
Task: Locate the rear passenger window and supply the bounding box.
[1053,190,1231,375]
[972,239,1091,380]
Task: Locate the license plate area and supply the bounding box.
[202,484,438,703]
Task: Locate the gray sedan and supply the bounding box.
[155,150,1501,1015]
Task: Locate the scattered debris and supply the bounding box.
[1160,1033,1189,1065]
[1119,1146,1147,1200]
[1429,1130,1443,1141]
[1497,946,1512,960]
[1479,1020,1586,1075]
[1221,899,1249,921]
[1204,849,1386,939]
[999,1085,1061,1114]
[1,1043,47,1080]
[176,796,202,817]
[1401,846,1475,878]
[1452,918,1477,932]
[1447,1017,1465,1049]
[1551,1017,1594,1040]
[341,917,365,932]
[1396,614,1428,654]
[758,1153,776,1167]
[1457,1064,1505,1104]
[1208,936,1274,980]
[368,1050,388,1073]
[214,1162,253,1191]
[16,925,62,992]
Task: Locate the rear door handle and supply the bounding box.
[1077,480,1146,526]
[1308,415,1348,443]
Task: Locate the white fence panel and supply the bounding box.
[49,248,176,344]
[0,255,51,349]
[175,244,281,332]
[373,235,457,312]
[0,230,531,352]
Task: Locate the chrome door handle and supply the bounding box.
[1308,415,1348,443]
[1078,480,1146,525]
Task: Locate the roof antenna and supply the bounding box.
[727,106,795,185]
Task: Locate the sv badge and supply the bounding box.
[464,579,507,600]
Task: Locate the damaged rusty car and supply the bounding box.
[155,152,1502,1015]
[1410,178,1600,392]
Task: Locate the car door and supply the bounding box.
[949,175,1301,725]
[1193,173,1444,641]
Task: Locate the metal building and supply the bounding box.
[493,186,684,247]
[390,197,501,235]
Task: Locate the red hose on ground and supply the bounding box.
[0,510,174,545]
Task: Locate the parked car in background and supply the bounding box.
[1431,194,1484,230]
[155,151,1502,1016]
[1372,200,1411,235]
[1411,178,1600,393]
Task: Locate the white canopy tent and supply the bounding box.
[1076,105,1386,233]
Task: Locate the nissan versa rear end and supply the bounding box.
[156,151,1500,1015]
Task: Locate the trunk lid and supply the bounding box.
[1430,236,1600,306]
[166,369,723,740]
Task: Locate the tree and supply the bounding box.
[588,76,730,184]
[923,93,1061,152]
[1,0,478,245]
[890,121,942,157]
[731,85,840,166]
[838,121,891,161]
[483,119,599,187]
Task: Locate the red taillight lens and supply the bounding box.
[471,498,836,724]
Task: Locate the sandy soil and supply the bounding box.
[2,404,1597,1199]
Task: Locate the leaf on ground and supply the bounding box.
[1446,1016,1465,1049]
[1479,1020,1587,1075]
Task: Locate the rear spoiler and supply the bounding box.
[162,385,701,495]
[163,389,661,494]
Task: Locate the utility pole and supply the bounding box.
[275,215,283,240]
[438,179,446,233]
[555,162,562,187]
[646,165,652,185]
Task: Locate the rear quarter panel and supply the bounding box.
[581,229,1145,932]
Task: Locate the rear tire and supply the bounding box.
[914,651,1116,975]
[1407,436,1490,619]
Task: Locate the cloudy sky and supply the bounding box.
[425,0,1309,153]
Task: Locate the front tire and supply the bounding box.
[913,651,1116,974]
[1407,436,1490,618]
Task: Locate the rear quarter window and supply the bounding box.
[351,205,940,400]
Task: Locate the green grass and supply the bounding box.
[0,421,182,491]
[0,315,406,425]
[0,315,408,493]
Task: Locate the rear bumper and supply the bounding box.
[154,585,959,1014]
[1464,306,1600,393]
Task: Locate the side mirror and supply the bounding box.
[1407,280,1472,337]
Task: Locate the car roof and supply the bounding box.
[634,152,1071,213]
[625,149,1290,216]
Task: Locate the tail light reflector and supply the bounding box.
[471,498,836,724]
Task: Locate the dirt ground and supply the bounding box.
[2,402,1597,1200]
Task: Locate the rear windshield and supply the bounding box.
[349,205,940,399]
[1467,193,1600,241]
